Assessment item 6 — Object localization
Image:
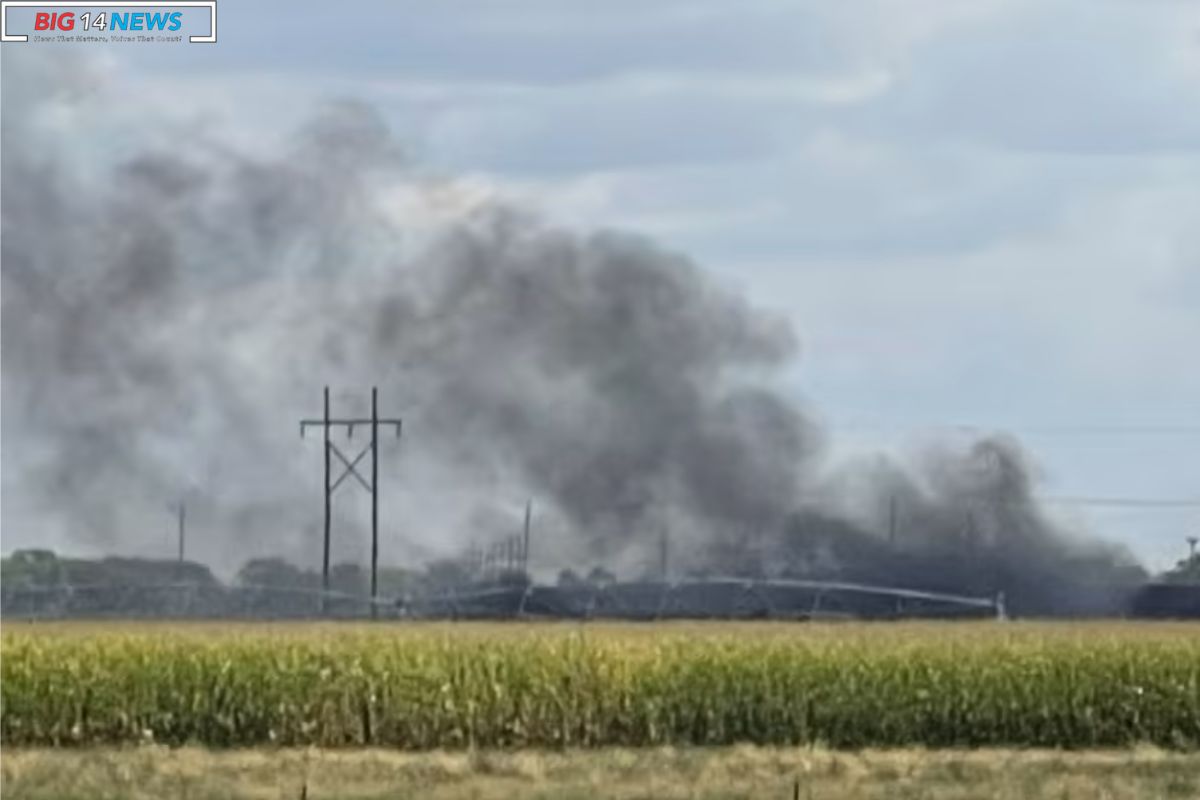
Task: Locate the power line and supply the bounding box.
[834,423,1200,437]
[794,491,1200,510]
[961,425,1200,436]
[1038,496,1200,509]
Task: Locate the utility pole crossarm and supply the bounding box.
[301,419,402,438]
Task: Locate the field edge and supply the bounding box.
[4,745,1200,800]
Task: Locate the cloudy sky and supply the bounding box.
[6,0,1199,569]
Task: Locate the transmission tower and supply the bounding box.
[301,386,402,617]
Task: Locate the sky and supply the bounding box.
[3,0,1198,571]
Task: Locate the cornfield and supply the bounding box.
[3,622,1198,748]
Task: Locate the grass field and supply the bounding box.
[4,745,1200,799]
[4,621,1198,749]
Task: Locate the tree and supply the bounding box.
[586,566,616,587]
[235,557,310,589]
[1,550,65,588]
[1161,554,1200,584]
[423,559,472,592]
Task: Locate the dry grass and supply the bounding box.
[4,745,1200,799]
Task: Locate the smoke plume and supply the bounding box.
[0,52,1141,610]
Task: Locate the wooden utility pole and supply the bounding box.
[177,502,186,563]
[322,387,332,609]
[660,527,670,582]
[522,498,532,575]
[888,494,897,547]
[370,387,380,618]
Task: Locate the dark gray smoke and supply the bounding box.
[1,52,1141,608]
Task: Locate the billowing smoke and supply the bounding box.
[1,52,1141,610]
